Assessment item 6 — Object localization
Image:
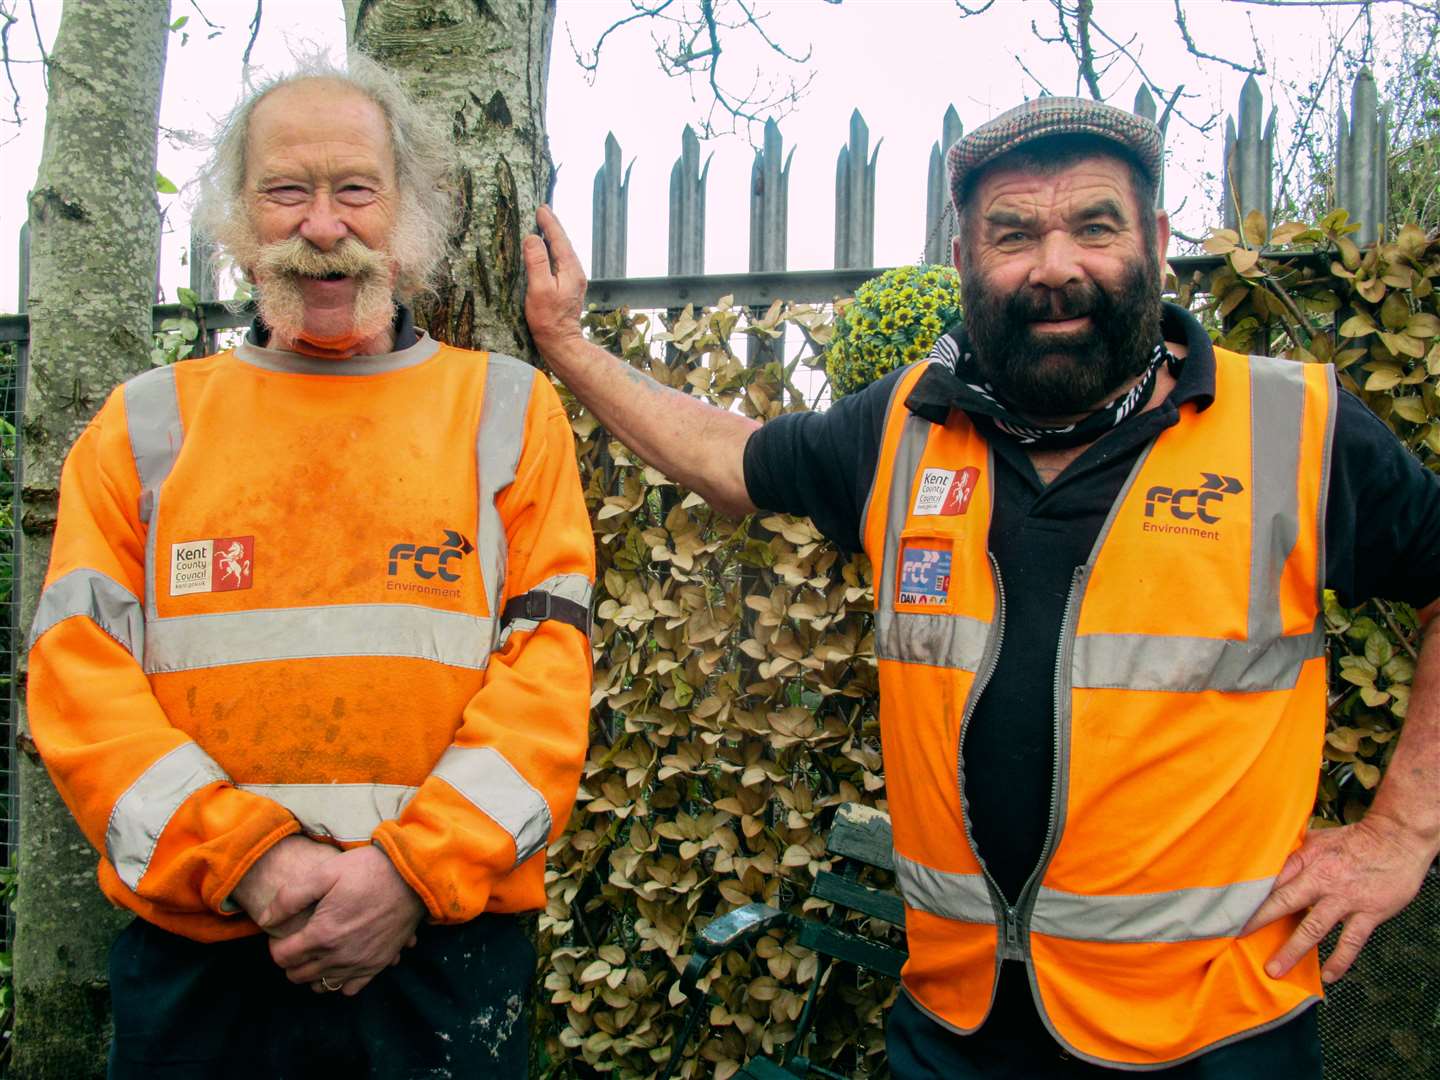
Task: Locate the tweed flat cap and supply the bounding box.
[947,97,1162,210]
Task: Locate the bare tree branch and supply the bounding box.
[1172,0,1267,75]
[1073,0,1105,99]
[187,1,223,32]
[1273,4,1369,213]
[26,0,46,90]
[569,0,816,141]
[570,0,678,78]
[1013,50,1056,96]
[1,3,22,128]
[242,0,263,68]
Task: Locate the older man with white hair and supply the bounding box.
[27,57,594,1078]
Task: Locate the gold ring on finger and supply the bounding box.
[319,976,343,992]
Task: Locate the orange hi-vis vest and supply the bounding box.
[27,337,594,941]
[861,346,1337,1068]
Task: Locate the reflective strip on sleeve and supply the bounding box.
[237,782,418,844]
[497,573,594,648]
[143,604,496,673]
[475,355,535,629]
[1246,356,1307,644]
[123,365,185,525]
[28,568,144,658]
[1072,624,1324,693]
[894,853,997,925]
[429,745,552,866]
[107,742,229,890]
[1030,877,1276,943]
[124,365,185,620]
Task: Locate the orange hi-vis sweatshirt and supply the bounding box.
[27,334,595,941]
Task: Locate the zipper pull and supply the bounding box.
[1002,906,1023,960]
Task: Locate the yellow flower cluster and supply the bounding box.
[825,264,964,398]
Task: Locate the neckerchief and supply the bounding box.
[924,324,1178,449]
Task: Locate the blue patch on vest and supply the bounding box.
[898,541,952,607]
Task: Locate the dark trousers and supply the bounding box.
[108,914,535,1079]
[886,962,1324,1079]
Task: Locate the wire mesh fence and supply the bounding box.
[1318,861,1439,1079]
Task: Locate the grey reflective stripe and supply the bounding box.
[1314,372,1339,611]
[894,853,997,925]
[144,604,496,673]
[124,365,184,527]
[108,742,228,890]
[874,411,933,659]
[124,365,185,619]
[1030,877,1275,943]
[1072,623,1324,692]
[476,355,535,638]
[238,782,417,844]
[858,362,929,545]
[430,746,552,865]
[1247,355,1306,643]
[497,572,594,648]
[875,610,991,670]
[28,568,144,658]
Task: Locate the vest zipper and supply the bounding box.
[1015,565,1088,956]
[955,553,1019,957]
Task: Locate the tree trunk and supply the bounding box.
[345,0,556,355]
[14,2,169,1075]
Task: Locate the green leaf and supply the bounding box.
[1391,396,1429,424]
[177,286,199,311]
[156,172,179,195]
[170,15,189,30]
[1364,632,1393,668]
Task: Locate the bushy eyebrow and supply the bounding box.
[982,208,1035,231]
[1072,198,1128,224]
[982,198,1130,232]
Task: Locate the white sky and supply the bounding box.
[0,0,1407,311]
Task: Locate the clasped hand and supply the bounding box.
[232,836,424,996]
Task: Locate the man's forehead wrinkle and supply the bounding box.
[978,173,1137,232]
[245,83,397,185]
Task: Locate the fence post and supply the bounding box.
[1221,74,1275,240]
[1335,67,1389,246]
[749,118,792,273]
[924,105,963,265]
[834,109,880,269]
[8,221,28,951]
[1132,85,1167,207]
[591,132,630,279]
[17,221,29,378]
[668,126,710,276]
[748,119,792,366]
[188,229,219,356]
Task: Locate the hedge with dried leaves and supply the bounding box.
[537,215,1440,1078]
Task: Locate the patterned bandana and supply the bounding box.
[924,324,1179,450]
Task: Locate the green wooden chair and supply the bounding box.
[661,803,906,1080]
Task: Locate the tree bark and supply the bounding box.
[345,0,556,355]
[14,2,169,1075]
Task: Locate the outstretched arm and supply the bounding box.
[523,206,758,518]
[1244,598,1440,983]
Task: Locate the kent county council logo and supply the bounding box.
[912,467,980,517]
[169,537,254,596]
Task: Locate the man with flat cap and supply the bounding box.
[524,97,1440,1075]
